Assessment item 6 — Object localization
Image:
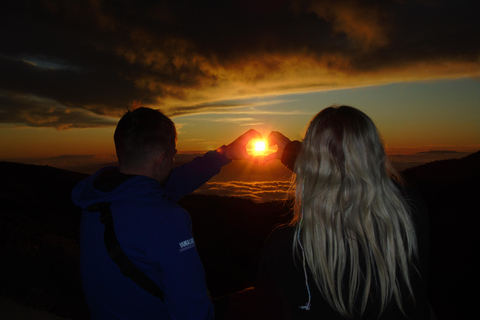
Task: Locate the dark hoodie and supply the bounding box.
[72,150,231,320]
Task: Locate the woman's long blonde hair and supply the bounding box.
[292,105,417,318]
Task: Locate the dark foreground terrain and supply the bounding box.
[1,151,479,319]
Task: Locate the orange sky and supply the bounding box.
[1,77,479,160]
[1,1,479,159]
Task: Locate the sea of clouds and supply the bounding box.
[194,180,293,203]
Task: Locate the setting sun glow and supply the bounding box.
[254,140,266,152]
[248,139,276,156]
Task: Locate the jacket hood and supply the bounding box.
[72,166,162,209]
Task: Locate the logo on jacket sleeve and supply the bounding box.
[179,238,195,252]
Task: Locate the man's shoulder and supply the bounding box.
[113,198,191,246]
[112,192,189,227]
[132,194,187,216]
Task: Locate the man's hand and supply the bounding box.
[264,131,291,163]
[222,129,262,160]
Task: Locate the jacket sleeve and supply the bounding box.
[281,140,302,172]
[163,150,232,202]
[148,207,214,320]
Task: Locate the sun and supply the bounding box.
[254,140,266,152]
[248,139,275,156]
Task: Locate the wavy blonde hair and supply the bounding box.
[292,105,417,318]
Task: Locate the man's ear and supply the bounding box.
[154,152,167,171]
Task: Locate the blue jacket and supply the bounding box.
[72,150,231,320]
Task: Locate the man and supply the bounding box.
[72,107,260,319]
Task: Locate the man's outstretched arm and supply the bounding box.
[164,129,261,202]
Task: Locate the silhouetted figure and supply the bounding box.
[72,107,260,320]
[256,105,430,319]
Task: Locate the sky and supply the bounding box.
[1,0,479,160]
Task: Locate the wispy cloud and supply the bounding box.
[1,0,479,128]
[208,117,256,123]
[172,101,312,118]
[0,91,117,129]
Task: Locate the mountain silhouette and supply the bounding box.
[0,151,479,319]
[402,151,480,320]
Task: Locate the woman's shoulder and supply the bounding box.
[394,182,428,219]
[266,224,296,245]
[261,225,296,262]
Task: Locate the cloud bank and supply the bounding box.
[194,180,293,203]
[1,0,479,128]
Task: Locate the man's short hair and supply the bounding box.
[114,107,177,168]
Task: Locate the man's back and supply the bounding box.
[73,167,214,319]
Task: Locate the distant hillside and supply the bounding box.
[0,162,89,319]
[0,162,88,235]
[401,150,480,320]
[0,152,479,319]
[402,150,480,184]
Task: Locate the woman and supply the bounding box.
[256,106,430,319]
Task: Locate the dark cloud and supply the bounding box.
[1,0,479,128]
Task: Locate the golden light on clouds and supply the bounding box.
[158,53,480,119]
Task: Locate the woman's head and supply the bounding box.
[297,105,390,193]
[292,105,416,318]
